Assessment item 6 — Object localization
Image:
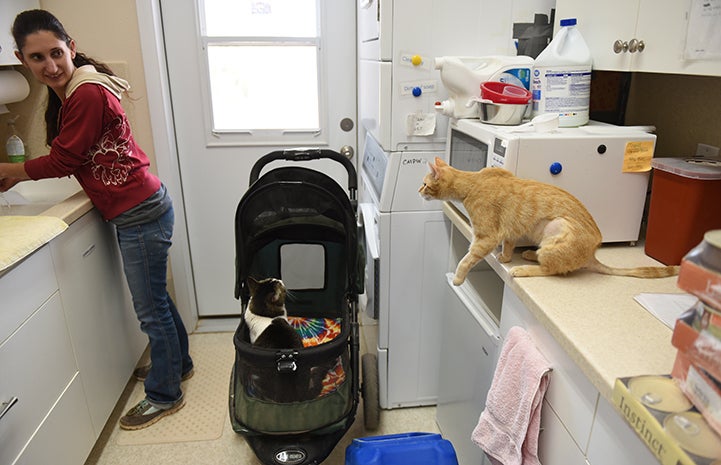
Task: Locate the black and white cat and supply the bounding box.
[245,276,304,349]
[243,276,324,402]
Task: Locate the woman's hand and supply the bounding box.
[0,162,30,191]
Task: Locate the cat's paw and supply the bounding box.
[452,275,466,286]
[497,253,512,263]
[509,265,531,277]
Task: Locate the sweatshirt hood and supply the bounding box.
[66,65,130,100]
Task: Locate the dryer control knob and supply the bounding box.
[549,162,563,175]
[411,55,423,66]
[412,86,422,97]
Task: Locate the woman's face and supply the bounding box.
[16,30,76,99]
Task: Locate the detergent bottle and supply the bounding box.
[434,55,534,119]
[531,18,592,127]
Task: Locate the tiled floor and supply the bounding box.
[84,320,440,465]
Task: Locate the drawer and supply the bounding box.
[538,400,587,465]
[586,396,658,465]
[500,285,599,453]
[0,293,78,465]
[0,246,58,345]
[12,374,95,465]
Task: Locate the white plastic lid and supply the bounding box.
[651,157,721,180]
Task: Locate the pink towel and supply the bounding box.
[471,326,551,465]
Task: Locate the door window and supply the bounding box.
[199,0,321,138]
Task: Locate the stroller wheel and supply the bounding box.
[361,353,380,430]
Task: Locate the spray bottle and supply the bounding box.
[6,115,26,163]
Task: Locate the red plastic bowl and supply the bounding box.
[480,81,531,104]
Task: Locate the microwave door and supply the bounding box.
[448,129,489,172]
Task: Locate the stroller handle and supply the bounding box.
[249,149,358,192]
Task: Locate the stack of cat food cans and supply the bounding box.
[671,230,721,437]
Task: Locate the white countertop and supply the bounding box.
[443,202,682,402]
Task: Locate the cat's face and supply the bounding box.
[418,157,445,200]
[248,277,287,306]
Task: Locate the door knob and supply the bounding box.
[628,39,645,53]
[340,145,355,160]
[613,40,628,54]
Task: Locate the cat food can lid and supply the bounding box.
[651,157,721,180]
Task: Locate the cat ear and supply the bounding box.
[247,276,258,292]
[434,156,448,167]
[429,161,442,180]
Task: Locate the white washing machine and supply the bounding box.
[359,134,450,409]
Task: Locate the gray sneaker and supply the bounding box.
[119,398,185,430]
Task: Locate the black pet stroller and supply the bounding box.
[229,149,380,465]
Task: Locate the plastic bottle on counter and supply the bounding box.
[531,18,592,127]
[5,116,26,163]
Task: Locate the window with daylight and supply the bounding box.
[200,0,320,133]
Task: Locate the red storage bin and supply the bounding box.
[645,158,721,265]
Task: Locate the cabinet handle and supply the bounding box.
[613,39,628,54]
[82,244,96,258]
[0,397,18,421]
[628,38,645,53]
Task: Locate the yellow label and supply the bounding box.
[623,141,654,172]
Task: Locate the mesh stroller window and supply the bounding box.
[280,243,325,290]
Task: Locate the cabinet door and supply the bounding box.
[556,0,721,76]
[554,0,639,71]
[586,396,659,465]
[50,210,146,436]
[12,375,95,465]
[634,0,721,76]
[500,285,599,455]
[436,275,499,465]
[0,0,40,65]
[0,293,80,465]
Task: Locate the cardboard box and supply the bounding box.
[671,306,721,382]
[613,375,721,464]
[672,351,721,437]
[678,258,721,311]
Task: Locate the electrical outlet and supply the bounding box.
[696,143,720,158]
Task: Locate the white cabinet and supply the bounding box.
[50,210,146,437]
[0,0,39,65]
[500,284,599,462]
[555,0,721,76]
[0,247,94,465]
[586,396,658,465]
[436,274,501,465]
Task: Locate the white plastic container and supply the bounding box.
[434,55,534,119]
[531,18,592,127]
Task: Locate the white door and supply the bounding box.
[161,0,357,316]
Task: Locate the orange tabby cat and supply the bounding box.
[419,157,679,285]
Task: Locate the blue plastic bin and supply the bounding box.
[345,432,459,465]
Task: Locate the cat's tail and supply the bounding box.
[585,257,680,278]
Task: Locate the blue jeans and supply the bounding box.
[116,206,193,407]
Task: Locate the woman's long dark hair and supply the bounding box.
[12,9,115,145]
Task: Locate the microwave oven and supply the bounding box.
[445,119,655,243]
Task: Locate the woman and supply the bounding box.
[0,9,193,430]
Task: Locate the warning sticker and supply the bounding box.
[623,141,655,172]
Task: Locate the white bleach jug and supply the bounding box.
[531,18,592,127]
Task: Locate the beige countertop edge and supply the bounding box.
[442,201,681,402]
[43,190,94,224]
